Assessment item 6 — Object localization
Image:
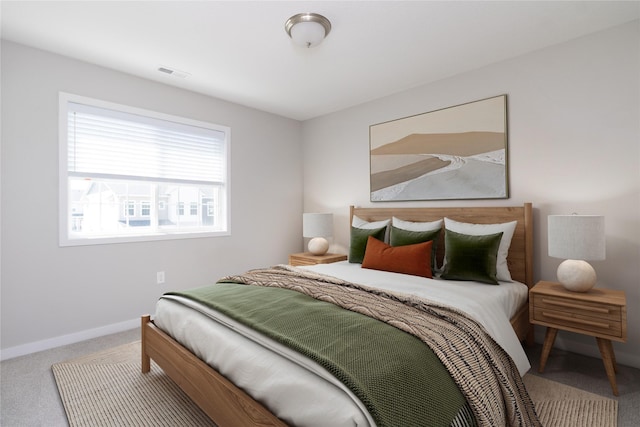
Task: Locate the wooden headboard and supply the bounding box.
[350,203,534,288]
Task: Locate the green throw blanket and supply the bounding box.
[166,266,540,427]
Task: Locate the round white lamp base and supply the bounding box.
[557,259,597,292]
[308,237,329,255]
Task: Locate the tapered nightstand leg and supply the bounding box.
[539,327,558,373]
[596,338,619,396]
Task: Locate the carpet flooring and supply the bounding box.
[52,341,617,427]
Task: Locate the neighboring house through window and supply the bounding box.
[124,201,136,217]
[141,201,151,217]
[59,93,230,246]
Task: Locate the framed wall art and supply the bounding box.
[370,95,508,202]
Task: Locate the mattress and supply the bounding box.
[154,262,530,427]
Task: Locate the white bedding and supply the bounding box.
[154,262,530,427]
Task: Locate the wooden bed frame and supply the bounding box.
[141,202,534,427]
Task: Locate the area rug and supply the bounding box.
[52,342,216,427]
[523,374,618,427]
[53,341,618,427]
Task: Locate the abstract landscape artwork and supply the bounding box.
[370,95,508,201]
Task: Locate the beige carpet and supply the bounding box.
[53,341,617,427]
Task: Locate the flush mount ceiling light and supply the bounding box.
[285,13,331,48]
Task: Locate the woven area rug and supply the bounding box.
[52,342,216,427]
[53,341,617,427]
[523,374,617,427]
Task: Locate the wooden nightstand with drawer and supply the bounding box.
[530,280,627,395]
[288,252,347,266]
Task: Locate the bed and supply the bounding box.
[141,203,536,427]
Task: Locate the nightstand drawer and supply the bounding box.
[532,307,623,339]
[532,293,622,322]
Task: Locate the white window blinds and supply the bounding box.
[60,94,230,246]
[67,102,226,184]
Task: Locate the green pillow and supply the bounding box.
[349,226,387,263]
[440,229,503,285]
[390,226,441,271]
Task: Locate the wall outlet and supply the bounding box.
[157,271,165,284]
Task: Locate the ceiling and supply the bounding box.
[2,1,639,121]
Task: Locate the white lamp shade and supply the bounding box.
[548,215,605,261]
[548,214,605,292]
[303,213,333,238]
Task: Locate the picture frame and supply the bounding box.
[369,95,508,202]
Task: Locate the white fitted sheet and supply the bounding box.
[154,262,531,427]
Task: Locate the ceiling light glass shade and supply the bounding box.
[548,214,605,292]
[285,13,331,48]
[303,213,333,255]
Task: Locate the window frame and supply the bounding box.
[59,92,231,247]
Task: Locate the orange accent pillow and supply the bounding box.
[361,236,433,278]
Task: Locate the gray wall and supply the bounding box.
[302,21,640,368]
[1,41,303,356]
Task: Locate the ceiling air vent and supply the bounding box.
[157,66,190,79]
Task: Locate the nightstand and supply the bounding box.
[288,252,347,266]
[529,281,627,395]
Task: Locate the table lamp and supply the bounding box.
[548,214,605,292]
[303,213,333,255]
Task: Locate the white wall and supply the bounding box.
[0,41,303,358]
[302,21,640,368]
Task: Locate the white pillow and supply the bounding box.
[392,217,442,232]
[352,215,390,229]
[443,217,517,282]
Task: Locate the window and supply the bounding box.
[124,201,136,217]
[59,93,230,246]
[141,201,151,217]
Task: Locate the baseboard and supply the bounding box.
[0,317,141,361]
[533,327,640,370]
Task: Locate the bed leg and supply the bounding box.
[141,315,151,373]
